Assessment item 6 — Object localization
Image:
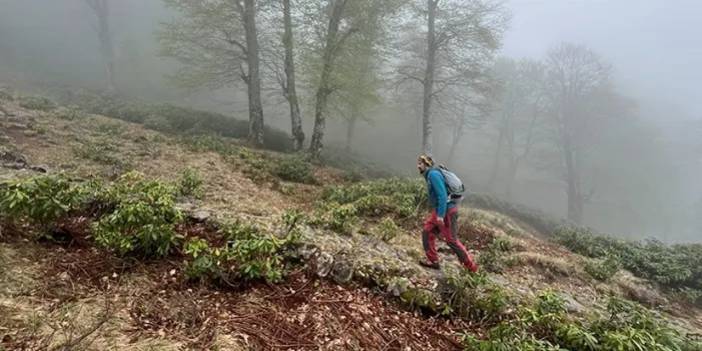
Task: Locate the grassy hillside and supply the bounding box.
[1,90,701,350]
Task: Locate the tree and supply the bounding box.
[282,0,305,151]
[437,84,493,167]
[307,0,353,160]
[306,0,399,160]
[159,0,265,146]
[398,0,508,154]
[487,58,546,198]
[84,0,116,92]
[542,43,612,224]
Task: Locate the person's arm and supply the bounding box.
[428,170,448,218]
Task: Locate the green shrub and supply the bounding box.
[555,226,702,292]
[95,121,127,136]
[93,172,183,257]
[273,156,316,184]
[178,168,203,198]
[18,96,57,111]
[479,236,513,273]
[0,174,85,231]
[313,203,359,235]
[584,255,621,281]
[184,215,301,284]
[143,114,174,133]
[183,135,238,155]
[321,178,425,219]
[58,91,293,152]
[463,292,701,351]
[440,271,512,322]
[375,217,400,242]
[55,106,85,120]
[73,139,122,166]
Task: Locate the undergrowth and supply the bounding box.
[461,291,702,351]
[555,227,702,300]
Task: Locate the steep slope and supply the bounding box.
[1,91,701,350]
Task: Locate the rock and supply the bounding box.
[331,256,354,284]
[59,272,70,281]
[620,281,667,307]
[30,165,48,173]
[183,210,211,223]
[387,277,413,297]
[316,252,334,278]
[0,147,30,170]
[558,293,586,314]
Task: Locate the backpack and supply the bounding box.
[435,165,465,199]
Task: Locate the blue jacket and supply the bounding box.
[424,168,456,218]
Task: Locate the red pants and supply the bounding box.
[422,208,477,272]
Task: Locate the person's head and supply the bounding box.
[417,154,434,174]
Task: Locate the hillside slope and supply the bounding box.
[1,92,701,350]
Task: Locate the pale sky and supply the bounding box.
[500,0,702,118]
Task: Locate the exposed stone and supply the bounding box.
[30,165,49,173]
[0,147,28,169]
[558,292,586,314]
[316,252,334,278]
[620,281,667,307]
[386,277,413,297]
[331,255,354,284]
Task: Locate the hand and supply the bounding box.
[436,217,445,227]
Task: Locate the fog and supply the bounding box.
[0,0,699,242]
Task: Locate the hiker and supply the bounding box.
[417,154,478,272]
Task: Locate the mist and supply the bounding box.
[0,0,699,243]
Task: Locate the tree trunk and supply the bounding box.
[86,0,116,92]
[243,0,264,146]
[447,123,463,167]
[309,0,347,160]
[345,113,358,152]
[563,141,584,224]
[282,0,304,151]
[421,0,439,155]
[488,125,505,192]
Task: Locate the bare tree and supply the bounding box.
[487,58,546,198]
[542,43,612,224]
[437,84,493,166]
[308,0,354,159]
[398,0,508,154]
[282,0,305,151]
[84,0,116,92]
[242,0,265,146]
[159,0,265,146]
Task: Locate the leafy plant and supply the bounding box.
[73,139,123,166]
[273,156,316,184]
[440,271,512,322]
[178,168,203,198]
[463,291,701,351]
[18,96,57,111]
[0,174,85,231]
[555,226,702,293]
[584,254,621,281]
[479,236,513,273]
[184,215,302,284]
[93,172,184,257]
[375,217,400,242]
[55,105,85,120]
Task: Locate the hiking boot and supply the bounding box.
[466,261,479,273]
[419,259,440,270]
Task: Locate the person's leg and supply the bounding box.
[422,211,439,264]
[440,208,478,272]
